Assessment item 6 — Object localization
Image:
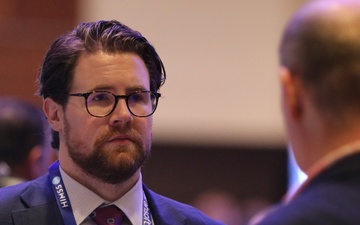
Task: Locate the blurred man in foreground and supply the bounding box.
[254,0,360,224]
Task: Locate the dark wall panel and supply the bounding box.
[143,144,288,205]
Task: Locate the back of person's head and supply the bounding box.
[279,0,360,126]
[37,20,166,149]
[0,97,52,183]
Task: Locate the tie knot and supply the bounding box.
[91,204,124,225]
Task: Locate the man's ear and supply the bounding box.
[279,67,303,119]
[43,98,63,132]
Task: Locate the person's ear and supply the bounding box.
[27,146,43,179]
[279,67,303,119]
[43,98,63,132]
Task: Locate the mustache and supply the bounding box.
[94,128,143,148]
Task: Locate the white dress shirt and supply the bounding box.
[59,167,145,225]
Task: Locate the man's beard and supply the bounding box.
[63,118,151,184]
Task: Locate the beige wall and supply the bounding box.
[77,0,307,147]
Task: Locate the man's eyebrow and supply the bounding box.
[90,85,114,91]
[88,85,149,93]
[127,86,149,92]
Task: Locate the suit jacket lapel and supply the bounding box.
[12,204,64,225]
[143,185,187,225]
[12,175,64,225]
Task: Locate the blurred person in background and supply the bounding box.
[193,189,271,225]
[252,0,360,224]
[192,189,243,225]
[0,97,56,187]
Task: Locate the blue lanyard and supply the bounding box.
[49,161,77,225]
[49,161,153,225]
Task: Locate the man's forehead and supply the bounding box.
[71,52,150,92]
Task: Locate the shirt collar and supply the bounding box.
[285,141,360,202]
[60,166,144,225]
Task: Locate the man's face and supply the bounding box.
[60,52,153,184]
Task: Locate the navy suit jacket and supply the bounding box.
[255,152,360,225]
[0,174,223,225]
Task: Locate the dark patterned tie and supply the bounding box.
[90,204,125,225]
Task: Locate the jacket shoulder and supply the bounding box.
[0,174,54,221]
[143,185,224,225]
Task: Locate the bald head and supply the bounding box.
[280,0,360,125]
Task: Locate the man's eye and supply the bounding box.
[130,93,143,102]
[90,93,111,102]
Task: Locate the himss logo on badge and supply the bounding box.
[52,176,69,208]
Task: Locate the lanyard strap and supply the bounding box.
[49,160,153,225]
[49,160,77,225]
[143,193,153,225]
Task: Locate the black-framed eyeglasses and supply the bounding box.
[68,90,161,118]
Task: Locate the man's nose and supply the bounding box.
[108,99,133,126]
